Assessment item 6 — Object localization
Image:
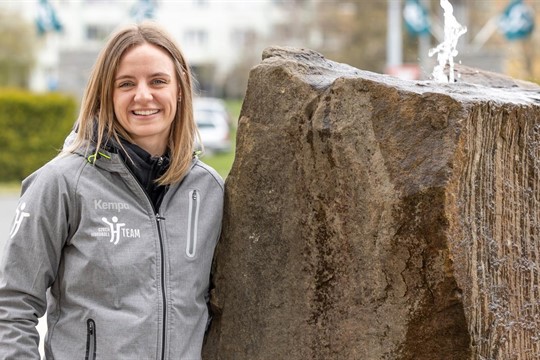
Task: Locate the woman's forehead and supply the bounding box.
[116,43,176,75]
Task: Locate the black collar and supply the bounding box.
[116,139,170,210]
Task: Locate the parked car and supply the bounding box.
[194,97,232,154]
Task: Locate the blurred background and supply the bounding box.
[0,0,539,185]
[0,1,538,355]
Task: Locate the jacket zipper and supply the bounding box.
[186,190,200,258]
[85,319,96,360]
[156,213,167,360]
[119,161,168,360]
[152,155,168,359]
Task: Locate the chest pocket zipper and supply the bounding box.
[186,190,200,258]
[85,319,96,360]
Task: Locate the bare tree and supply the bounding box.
[0,9,37,88]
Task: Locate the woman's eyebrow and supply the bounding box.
[115,73,172,81]
[115,74,134,82]
[150,72,172,78]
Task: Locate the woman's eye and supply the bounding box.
[118,82,133,88]
[152,79,168,85]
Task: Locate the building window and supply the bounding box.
[85,24,115,41]
[184,29,208,47]
[231,29,256,48]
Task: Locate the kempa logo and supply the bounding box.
[10,202,30,239]
[94,199,130,212]
[91,216,141,245]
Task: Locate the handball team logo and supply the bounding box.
[10,203,30,239]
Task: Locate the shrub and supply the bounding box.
[0,89,76,182]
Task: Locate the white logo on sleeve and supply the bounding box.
[10,202,30,239]
[101,216,126,245]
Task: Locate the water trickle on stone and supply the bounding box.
[429,0,467,83]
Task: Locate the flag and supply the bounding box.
[131,0,155,23]
[403,0,431,36]
[36,0,63,36]
[499,0,534,40]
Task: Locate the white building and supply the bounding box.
[1,0,311,99]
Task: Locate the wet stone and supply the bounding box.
[203,46,540,360]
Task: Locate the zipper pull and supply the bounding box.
[192,190,198,201]
[157,156,164,166]
[156,213,166,221]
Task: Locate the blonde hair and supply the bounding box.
[65,22,197,185]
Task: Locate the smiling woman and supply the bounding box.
[113,43,179,156]
[0,22,224,360]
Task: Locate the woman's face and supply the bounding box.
[113,43,179,156]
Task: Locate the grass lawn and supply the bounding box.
[199,150,235,179]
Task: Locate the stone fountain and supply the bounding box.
[202,44,540,359]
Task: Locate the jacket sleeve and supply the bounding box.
[0,164,74,359]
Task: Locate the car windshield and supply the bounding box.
[197,121,216,129]
[195,111,217,126]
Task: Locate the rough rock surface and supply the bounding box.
[202,47,540,359]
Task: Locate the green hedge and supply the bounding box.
[0,89,77,182]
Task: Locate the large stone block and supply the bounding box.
[203,47,540,359]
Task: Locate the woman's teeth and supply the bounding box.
[133,110,159,116]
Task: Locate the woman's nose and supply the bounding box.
[134,83,152,102]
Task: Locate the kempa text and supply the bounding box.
[94,200,130,212]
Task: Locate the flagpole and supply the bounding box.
[386,0,403,71]
[418,0,431,79]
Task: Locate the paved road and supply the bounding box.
[0,194,18,244]
[0,193,46,357]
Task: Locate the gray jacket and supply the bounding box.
[0,146,224,359]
